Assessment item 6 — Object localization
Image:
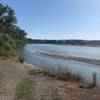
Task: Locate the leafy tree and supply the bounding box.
[0,3,27,56]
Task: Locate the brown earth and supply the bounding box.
[0,57,100,100]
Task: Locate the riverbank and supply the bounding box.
[0,57,100,100]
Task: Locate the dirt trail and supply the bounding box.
[0,62,34,100]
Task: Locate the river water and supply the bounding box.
[17,44,100,85]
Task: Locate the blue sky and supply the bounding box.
[1,0,100,40]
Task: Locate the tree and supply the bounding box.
[0,4,17,28]
[0,3,27,41]
[0,3,27,56]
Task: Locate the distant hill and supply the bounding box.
[27,39,100,46]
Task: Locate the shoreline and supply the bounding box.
[30,43,100,48]
[0,57,100,100]
[36,51,100,66]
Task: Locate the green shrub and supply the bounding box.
[8,39,16,48]
[0,38,5,47]
[0,48,7,56]
[4,42,12,51]
[16,40,26,47]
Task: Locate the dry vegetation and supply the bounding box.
[29,68,83,82]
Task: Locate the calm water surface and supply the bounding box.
[17,44,100,85]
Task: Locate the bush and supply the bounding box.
[0,42,16,56]
[4,42,12,51]
[16,40,26,47]
[0,48,7,56]
[8,39,16,48]
[0,38,5,47]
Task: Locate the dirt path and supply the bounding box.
[0,62,34,100]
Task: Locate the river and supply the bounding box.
[17,44,100,85]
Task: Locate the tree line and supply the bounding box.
[27,39,100,46]
[0,3,27,56]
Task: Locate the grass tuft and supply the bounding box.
[15,79,34,100]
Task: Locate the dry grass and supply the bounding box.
[29,68,83,82]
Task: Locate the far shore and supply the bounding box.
[29,43,100,48]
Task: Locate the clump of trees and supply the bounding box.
[0,3,27,56]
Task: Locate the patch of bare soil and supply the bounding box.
[29,70,100,100]
[30,74,61,100]
[57,81,100,100]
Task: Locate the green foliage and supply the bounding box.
[0,3,27,56]
[15,40,26,46]
[0,48,6,56]
[0,37,5,47]
[4,42,11,50]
